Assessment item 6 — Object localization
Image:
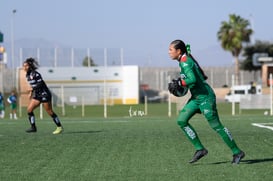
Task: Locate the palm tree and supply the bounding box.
[217,14,253,85]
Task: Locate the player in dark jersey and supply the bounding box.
[0,92,5,118]
[168,40,244,164]
[23,57,63,134]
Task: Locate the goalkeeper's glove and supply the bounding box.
[168,82,177,95]
[173,77,182,87]
[168,78,188,97]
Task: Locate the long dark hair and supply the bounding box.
[24,57,39,71]
[170,40,208,80]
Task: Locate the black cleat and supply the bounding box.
[26,127,37,133]
[232,151,245,164]
[189,149,208,163]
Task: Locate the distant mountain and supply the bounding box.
[15,38,67,48]
[2,38,234,68]
[194,45,234,67]
[2,38,70,68]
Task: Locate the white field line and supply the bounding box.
[0,122,16,125]
[252,123,273,131]
[64,120,132,123]
[0,120,132,125]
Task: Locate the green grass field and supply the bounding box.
[0,103,272,181]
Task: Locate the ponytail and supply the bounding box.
[186,44,208,80]
[190,54,208,80]
[171,40,208,80]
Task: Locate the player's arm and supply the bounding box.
[27,88,33,99]
[180,62,196,86]
[32,72,45,89]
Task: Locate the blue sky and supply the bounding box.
[1,0,273,67]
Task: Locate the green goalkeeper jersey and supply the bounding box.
[178,54,214,98]
[176,54,242,157]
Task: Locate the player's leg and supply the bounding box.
[12,104,17,119]
[26,99,40,133]
[177,100,208,163]
[200,96,245,163]
[9,104,13,119]
[43,101,63,134]
[0,104,4,118]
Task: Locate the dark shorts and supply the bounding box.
[32,89,52,103]
[10,103,17,110]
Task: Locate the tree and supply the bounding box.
[217,14,253,85]
[82,56,97,67]
[0,31,3,42]
[241,40,273,72]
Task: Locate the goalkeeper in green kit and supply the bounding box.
[168,39,245,164]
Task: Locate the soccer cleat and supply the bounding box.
[189,149,208,163]
[26,127,37,133]
[232,151,245,164]
[53,126,63,135]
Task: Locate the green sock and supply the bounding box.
[181,124,205,150]
[217,127,241,154]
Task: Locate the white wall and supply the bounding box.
[37,66,139,105]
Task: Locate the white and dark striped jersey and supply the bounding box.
[26,70,48,91]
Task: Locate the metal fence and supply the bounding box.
[16,47,124,67]
[139,67,261,91]
[0,47,261,93]
[0,65,261,94]
[1,47,123,93]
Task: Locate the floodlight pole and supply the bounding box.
[11,9,16,70]
[11,9,16,89]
